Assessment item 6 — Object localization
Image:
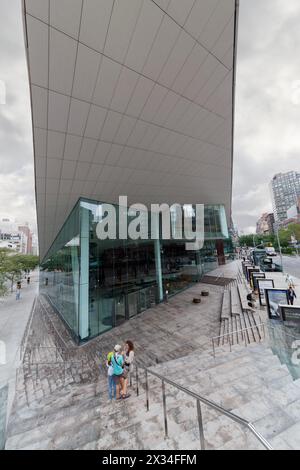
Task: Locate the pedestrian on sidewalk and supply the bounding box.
[27,276,30,285]
[16,283,21,300]
[286,273,295,289]
[288,286,297,305]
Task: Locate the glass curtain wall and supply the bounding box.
[40,197,231,343]
[40,202,80,338]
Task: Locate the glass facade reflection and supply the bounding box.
[40,198,233,343]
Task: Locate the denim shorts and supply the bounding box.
[113,374,122,384]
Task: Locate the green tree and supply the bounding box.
[0,249,39,295]
[5,254,25,292]
[0,248,10,296]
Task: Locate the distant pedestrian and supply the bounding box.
[27,276,30,285]
[288,286,297,306]
[16,283,21,300]
[286,273,295,289]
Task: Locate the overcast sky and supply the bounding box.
[1,0,300,237]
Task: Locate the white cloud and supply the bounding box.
[233,0,300,232]
[0,0,36,232]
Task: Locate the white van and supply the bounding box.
[265,247,276,257]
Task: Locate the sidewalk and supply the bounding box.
[208,259,240,279]
[209,259,300,305]
[0,270,38,447]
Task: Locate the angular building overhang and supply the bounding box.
[23,0,239,259]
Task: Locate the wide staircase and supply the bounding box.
[5,268,300,450]
[200,275,235,287]
[5,341,300,450]
[217,279,263,348]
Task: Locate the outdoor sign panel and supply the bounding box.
[280,305,300,323]
[258,279,274,306]
[252,272,266,290]
[248,268,260,288]
[247,267,259,284]
[242,262,252,277]
[265,288,289,320]
[244,264,253,280]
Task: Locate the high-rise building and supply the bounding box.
[282,196,300,227]
[18,225,33,254]
[256,213,275,235]
[270,171,300,223]
[23,0,238,343]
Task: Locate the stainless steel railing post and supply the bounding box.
[133,361,273,450]
[145,369,149,411]
[136,367,139,396]
[197,399,205,450]
[162,380,168,439]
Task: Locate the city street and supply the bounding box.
[274,255,300,280]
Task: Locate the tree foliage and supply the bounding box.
[0,248,39,295]
[239,223,300,252]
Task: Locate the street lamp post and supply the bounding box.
[291,233,299,257]
[275,223,284,273]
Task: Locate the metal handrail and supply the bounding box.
[19,295,37,361]
[212,320,300,360]
[134,363,273,450]
[211,323,266,357]
[24,345,81,365]
[39,295,69,350]
[215,272,224,282]
[16,360,87,396]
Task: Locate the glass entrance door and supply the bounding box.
[114,294,126,326]
[128,291,138,318]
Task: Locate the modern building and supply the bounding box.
[256,212,275,235]
[18,224,33,254]
[23,0,239,343]
[270,171,300,224]
[281,196,300,227]
[0,218,35,254]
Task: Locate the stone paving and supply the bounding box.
[5,261,300,450]
[15,281,225,408]
[0,270,38,448]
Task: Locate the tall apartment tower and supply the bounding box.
[270,171,300,223]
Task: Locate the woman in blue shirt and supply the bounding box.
[111,344,124,399]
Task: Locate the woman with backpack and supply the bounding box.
[110,344,124,400]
